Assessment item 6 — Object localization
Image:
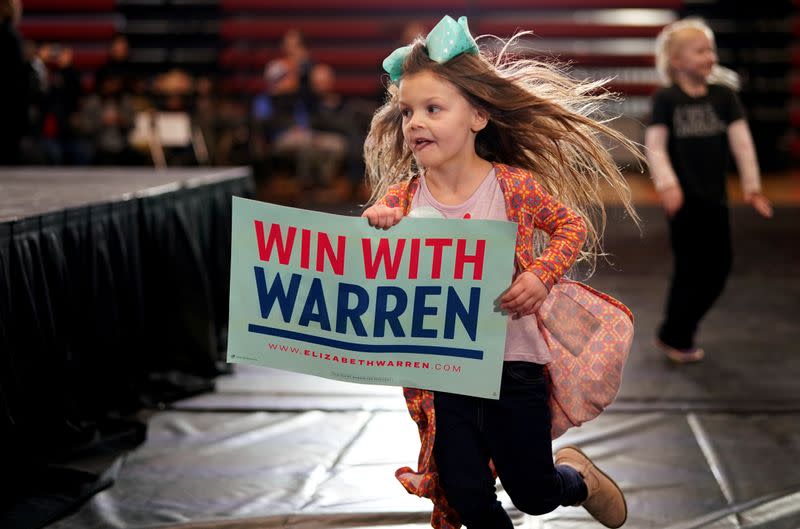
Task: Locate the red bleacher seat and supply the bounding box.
[221,0,465,10]
[473,0,681,7]
[335,74,387,96]
[309,49,387,68]
[19,20,119,41]
[475,21,664,39]
[221,76,264,95]
[222,73,384,97]
[221,19,394,41]
[217,2,671,105]
[71,49,110,69]
[219,49,277,69]
[220,0,681,9]
[221,71,654,99]
[791,136,800,158]
[221,18,664,42]
[605,81,658,96]
[22,0,115,11]
[220,48,387,70]
[219,47,653,71]
[791,107,800,128]
[555,53,654,67]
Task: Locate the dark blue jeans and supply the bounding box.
[433,361,587,529]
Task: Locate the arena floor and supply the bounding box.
[48,172,800,529]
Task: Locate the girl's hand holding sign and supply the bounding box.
[362,205,404,229]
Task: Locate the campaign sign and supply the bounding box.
[227,197,517,399]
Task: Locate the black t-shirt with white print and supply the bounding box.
[650,83,745,205]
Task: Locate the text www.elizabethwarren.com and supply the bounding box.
[267,343,462,373]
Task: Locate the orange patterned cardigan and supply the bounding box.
[375,163,589,529]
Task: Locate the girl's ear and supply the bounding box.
[668,54,678,71]
[668,47,683,72]
[470,106,489,133]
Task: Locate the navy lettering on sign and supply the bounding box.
[298,277,332,331]
[254,267,300,322]
[373,286,408,338]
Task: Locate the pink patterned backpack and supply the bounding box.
[537,280,634,439]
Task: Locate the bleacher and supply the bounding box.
[19,0,120,71]
[15,0,796,168]
[17,0,680,105]
[217,1,680,112]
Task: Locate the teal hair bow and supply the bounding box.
[383,15,479,83]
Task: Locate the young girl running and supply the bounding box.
[646,18,773,363]
[362,15,639,529]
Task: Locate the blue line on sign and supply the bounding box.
[248,324,484,360]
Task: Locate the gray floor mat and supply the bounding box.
[50,205,800,529]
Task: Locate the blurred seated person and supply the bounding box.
[254,33,310,180]
[256,28,313,145]
[78,71,142,165]
[40,44,90,164]
[254,62,348,190]
[309,63,376,198]
[142,68,203,165]
[153,68,194,112]
[95,34,133,94]
[264,29,313,108]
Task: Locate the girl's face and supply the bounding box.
[398,70,487,171]
[671,30,717,82]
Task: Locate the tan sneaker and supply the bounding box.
[555,446,627,528]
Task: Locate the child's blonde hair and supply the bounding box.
[654,17,740,90]
[365,34,641,274]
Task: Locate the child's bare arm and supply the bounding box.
[645,125,683,217]
[728,119,773,218]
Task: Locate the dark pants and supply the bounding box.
[0,132,22,165]
[659,199,732,350]
[433,362,587,529]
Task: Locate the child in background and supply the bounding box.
[362,15,640,529]
[645,18,773,363]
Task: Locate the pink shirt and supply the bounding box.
[411,169,552,364]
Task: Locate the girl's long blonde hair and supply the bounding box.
[654,17,740,90]
[364,34,641,274]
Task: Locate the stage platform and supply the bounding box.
[0,166,255,529]
[38,187,800,529]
